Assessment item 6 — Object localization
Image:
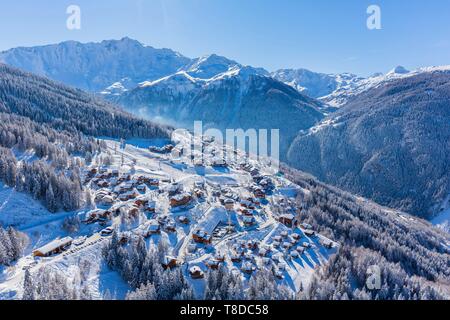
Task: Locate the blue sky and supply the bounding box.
[0,0,449,76]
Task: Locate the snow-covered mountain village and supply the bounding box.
[0,129,337,299]
[0,1,449,304]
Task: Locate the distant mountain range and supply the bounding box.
[0,37,190,92]
[1,38,449,219]
[0,37,431,106]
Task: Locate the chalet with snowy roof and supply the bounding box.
[97,180,109,188]
[194,181,205,189]
[258,248,268,257]
[320,238,334,249]
[304,229,316,237]
[162,256,179,269]
[192,229,211,244]
[242,216,256,227]
[165,219,177,232]
[301,223,313,230]
[122,204,140,219]
[100,195,115,206]
[259,178,275,191]
[144,221,161,236]
[167,183,182,196]
[279,213,298,228]
[119,182,134,193]
[178,215,190,224]
[134,197,149,208]
[246,239,259,250]
[247,196,260,206]
[272,235,283,243]
[277,262,286,271]
[85,209,112,223]
[194,188,205,199]
[95,191,112,203]
[224,198,235,211]
[241,261,255,274]
[119,191,138,201]
[170,193,192,207]
[282,242,292,250]
[206,259,221,270]
[214,252,226,262]
[272,253,283,263]
[189,266,204,279]
[137,184,147,192]
[144,201,156,213]
[99,166,108,174]
[187,244,197,253]
[253,187,266,199]
[33,237,73,257]
[243,251,255,260]
[302,242,312,248]
[117,174,132,183]
[296,247,305,254]
[274,270,284,279]
[149,144,174,154]
[240,199,255,210]
[230,252,242,263]
[292,233,301,241]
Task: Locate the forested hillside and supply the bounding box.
[287,70,450,218]
[0,64,171,213]
[282,165,450,299]
[0,64,171,140]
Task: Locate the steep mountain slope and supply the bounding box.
[0,63,171,213]
[113,66,325,158]
[287,69,450,218]
[0,63,171,140]
[0,38,190,92]
[282,165,450,299]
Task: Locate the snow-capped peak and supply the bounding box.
[320,64,450,107]
[387,65,410,75]
[182,54,241,80]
